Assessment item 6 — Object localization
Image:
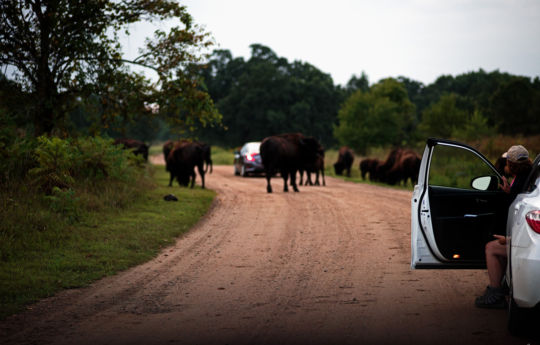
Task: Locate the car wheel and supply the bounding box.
[234,165,240,176]
[241,165,247,177]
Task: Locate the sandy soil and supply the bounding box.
[1,163,536,345]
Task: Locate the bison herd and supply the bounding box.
[114,134,422,192]
[333,146,421,187]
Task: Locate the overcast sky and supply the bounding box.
[126,0,540,86]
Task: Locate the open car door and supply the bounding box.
[411,138,510,269]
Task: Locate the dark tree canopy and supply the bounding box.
[196,44,342,148]
[0,0,220,136]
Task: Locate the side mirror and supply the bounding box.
[471,175,498,191]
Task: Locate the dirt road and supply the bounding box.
[1,165,535,345]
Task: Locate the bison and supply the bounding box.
[359,158,380,181]
[165,140,207,188]
[299,153,326,186]
[379,148,421,186]
[333,146,354,177]
[113,138,149,161]
[260,133,323,193]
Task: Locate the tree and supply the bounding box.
[417,93,467,138]
[333,78,416,153]
[0,0,220,136]
[490,78,540,135]
[196,45,341,147]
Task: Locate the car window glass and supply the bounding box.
[429,144,497,190]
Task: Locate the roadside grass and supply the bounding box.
[0,167,215,319]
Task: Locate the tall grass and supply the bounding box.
[0,137,215,319]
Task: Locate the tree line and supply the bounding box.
[196,45,540,151]
[1,1,539,154]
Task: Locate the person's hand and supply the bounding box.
[493,234,507,245]
[499,176,510,193]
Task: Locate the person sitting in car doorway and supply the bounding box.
[475,145,533,309]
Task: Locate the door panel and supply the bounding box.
[411,138,508,269]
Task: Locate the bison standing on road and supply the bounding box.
[113,138,149,161]
[300,153,326,186]
[260,133,323,193]
[165,140,207,188]
[333,146,354,177]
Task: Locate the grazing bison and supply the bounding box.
[333,146,354,177]
[379,148,421,186]
[359,158,380,181]
[166,140,207,188]
[260,133,323,193]
[113,138,149,161]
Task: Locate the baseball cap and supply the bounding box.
[504,145,529,163]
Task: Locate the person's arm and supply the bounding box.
[499,176,511,194]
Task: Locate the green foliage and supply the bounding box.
[197,45,341,147]
[30,136,77,191]
[28,136,140,193]
[334,78,416,153]
[0,0,220,136]
[418,93,467,138]
[44,187,80,224]
[418,93,495,141]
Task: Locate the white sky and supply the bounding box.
[125,0,540,86]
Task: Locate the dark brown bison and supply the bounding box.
[381,148,421,186]
[166,140,207,188]
[300,153,326,186]
[333,146,354,177]
[359,158,380,181]
[113,138,149,161]
[260,133,323,193]
[198,141,213,173]
[372,148,404,183]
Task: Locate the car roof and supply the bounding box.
[243,142,261,152]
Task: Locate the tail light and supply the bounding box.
[245,153,258,161]
[525,210,540,234]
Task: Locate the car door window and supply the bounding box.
[429,144,498,190]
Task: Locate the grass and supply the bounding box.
[0,167,215,319]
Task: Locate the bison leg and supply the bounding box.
[197,163,205,189]
[265,171,273,193]
[168,172,174,187]
[281,169,289,192]
[306,172,313,186]
[289,169,299,192]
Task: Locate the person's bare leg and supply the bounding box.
[485,240,507,288]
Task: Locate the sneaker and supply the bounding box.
[475,286,507,309]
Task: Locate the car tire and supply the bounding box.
[241,165,247,177]
[234,165,240,176]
